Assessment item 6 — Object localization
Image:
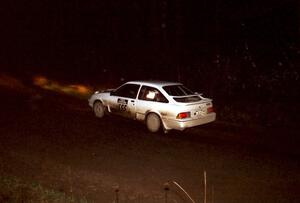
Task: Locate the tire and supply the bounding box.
[93,101,105,118]
[146,113,161,133]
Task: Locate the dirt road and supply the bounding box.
[0,87,299,202]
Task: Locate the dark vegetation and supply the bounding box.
[9,40,300,129]
[2,0,299,128]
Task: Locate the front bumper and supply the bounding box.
[163,112,216,131]
[88,98,93,107]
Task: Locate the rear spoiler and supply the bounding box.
[172,94,212,104]
[172,93,203,99]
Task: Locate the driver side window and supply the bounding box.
[112,84,140,99]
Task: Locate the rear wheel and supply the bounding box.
[93,101,105,118]
[146,113,161,133]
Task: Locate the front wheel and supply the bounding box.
[93,101,105,118]
[146,113,161,133]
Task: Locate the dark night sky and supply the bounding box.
[0,0,299,80]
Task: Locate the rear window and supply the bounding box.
[163,85,194,96]
[163,85,201,103]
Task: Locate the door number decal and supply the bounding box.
[117,98,128,111]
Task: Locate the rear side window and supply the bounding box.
[138,86,169,103]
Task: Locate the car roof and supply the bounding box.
[127,80,182,87]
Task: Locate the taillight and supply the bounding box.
[176,112,191,119]
[207,107,214,113]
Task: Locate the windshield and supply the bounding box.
[163,85,194,96]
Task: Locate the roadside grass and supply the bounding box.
[0,175,90,203]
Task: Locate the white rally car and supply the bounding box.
[88,81,216,133]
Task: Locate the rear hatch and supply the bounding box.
[162,85,214,119]
[174,96,214,118]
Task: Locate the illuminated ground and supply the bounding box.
[0,77,299,202]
